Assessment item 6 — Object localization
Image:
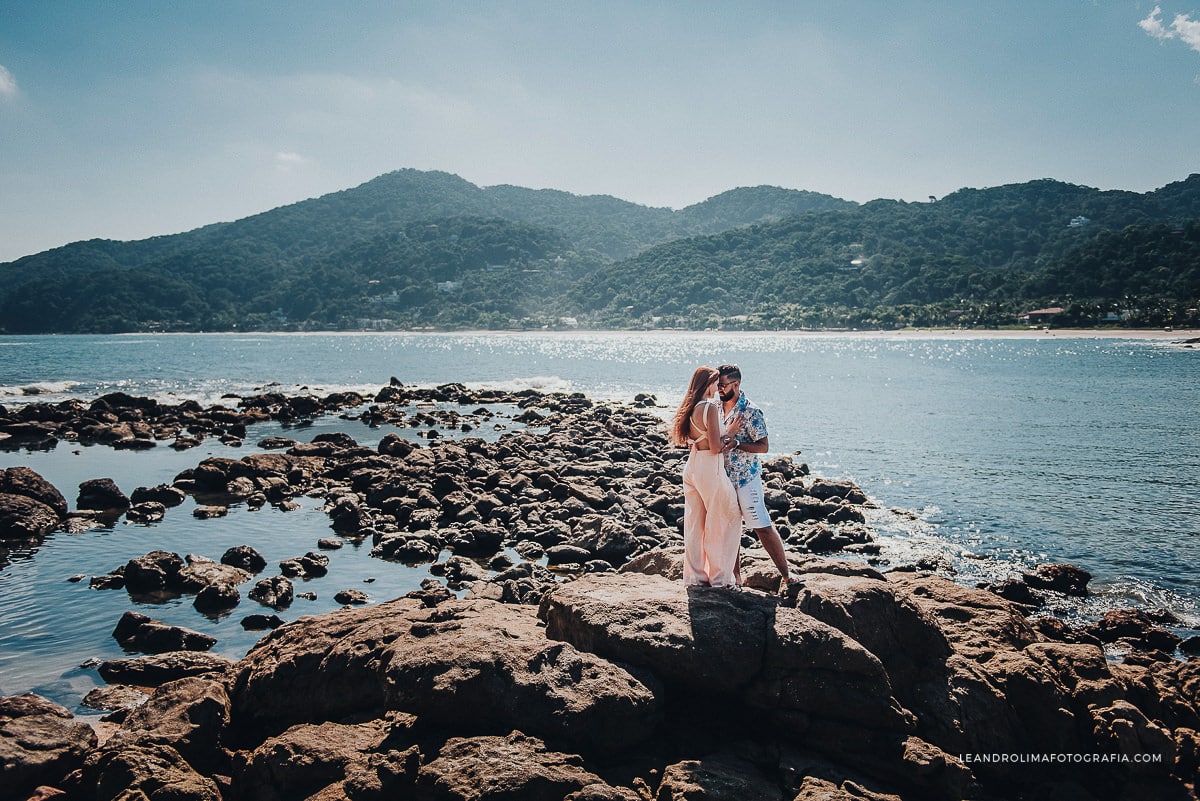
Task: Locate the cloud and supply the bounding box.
[1174,13,1200,51]
[273,151,311,173]
[0,65,19,98]
[1139,6,1200,53]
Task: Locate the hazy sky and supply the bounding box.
[2,1,1198,263]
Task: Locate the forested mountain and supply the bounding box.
[1,170,1198,333]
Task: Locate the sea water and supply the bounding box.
[1,331,1197,712]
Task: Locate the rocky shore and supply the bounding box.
[1,384,1198,800]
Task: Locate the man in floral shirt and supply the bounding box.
[717,364,800,590]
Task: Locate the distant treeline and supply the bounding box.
[1,169,1197,333]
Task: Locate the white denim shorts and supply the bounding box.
[735,477,772,530]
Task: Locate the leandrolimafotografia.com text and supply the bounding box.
[960,752,1164,765]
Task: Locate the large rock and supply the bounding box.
[0,693,97,801]
[112,611,217,654]
[0,492,60,540]
[417,731,607,801]
[539,573,912,739]
[123,550,186,593]
[72,743,221,801]
[235,717,417,801]
[100,677,229,775]
[76,478,130,512]
[230,597,661,754]
[655,753,786,800]
[0,467,68,516]
[98,652,235,686]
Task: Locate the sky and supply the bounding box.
[1,1,1199,263]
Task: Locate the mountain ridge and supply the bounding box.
[1,169,1197,333]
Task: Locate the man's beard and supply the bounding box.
[719,389,736,402]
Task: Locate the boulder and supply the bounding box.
[1089,609,1183,653]
[112,611,217,654]
[123,550,186,593]
[656,753,785,800]
[1022,563,1092,597]
[0,492,61,539]
[0,467,68,516]
[230,598,661,754]
[0,693,97,800]
[539,573,911,744]
[102,677,230,774]
[125,501,167,523]
[130,483,187,508]
[98,652,235,686]
[72,743,221,801]
[221,544,268,574]
[76,478,130,511]
[248,575,294,609]
[417,731,606,801]
[235,718,415,801]
[177,554,253,592]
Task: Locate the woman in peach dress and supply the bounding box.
[670,366,742,588]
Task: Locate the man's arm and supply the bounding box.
[728,436,769,454]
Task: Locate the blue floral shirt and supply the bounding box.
[723,392,768,487]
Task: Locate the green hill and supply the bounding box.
[1,169,1197,333]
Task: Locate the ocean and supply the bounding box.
[1,330,1197,713]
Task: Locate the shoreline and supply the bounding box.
[4,327,1198,341]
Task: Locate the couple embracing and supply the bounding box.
[670,364,799,591]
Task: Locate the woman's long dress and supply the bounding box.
[681,399,741,587]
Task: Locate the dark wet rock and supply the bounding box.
[192,504,229,519]
[98,652,235,686]
[178,554,253,592]
[89,572,125,590]
[130,483,187,508]
[112,611,217,654]
[1088,609,1183,653]
[279,551,329,579]
[257,436,298,450]
[76,477,130,511]
[808,478,869,505]
[1,466,68,516]
[125,500,166,523]
[317,537,343,550]
[123,549,186,593]
[568,514,639,563]
[221,544,267,574]
[986,578,1046,607]
[1181,635,1200,656]
[81,685,150,720]
[547,544,593,566]
[378,432,417,457]
[1022,563,1092,597]
[248,575,294,609]
[193,581,241,613]
[0,693,97,801]
[655,753,787,801]
[0,492,61,539]
[241,613,285,630]
[333,589,369,605]
[372,532,442,563]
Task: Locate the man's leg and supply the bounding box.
[736,477,794,583]
[752,524,792,581]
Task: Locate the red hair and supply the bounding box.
[670,366,719,447]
